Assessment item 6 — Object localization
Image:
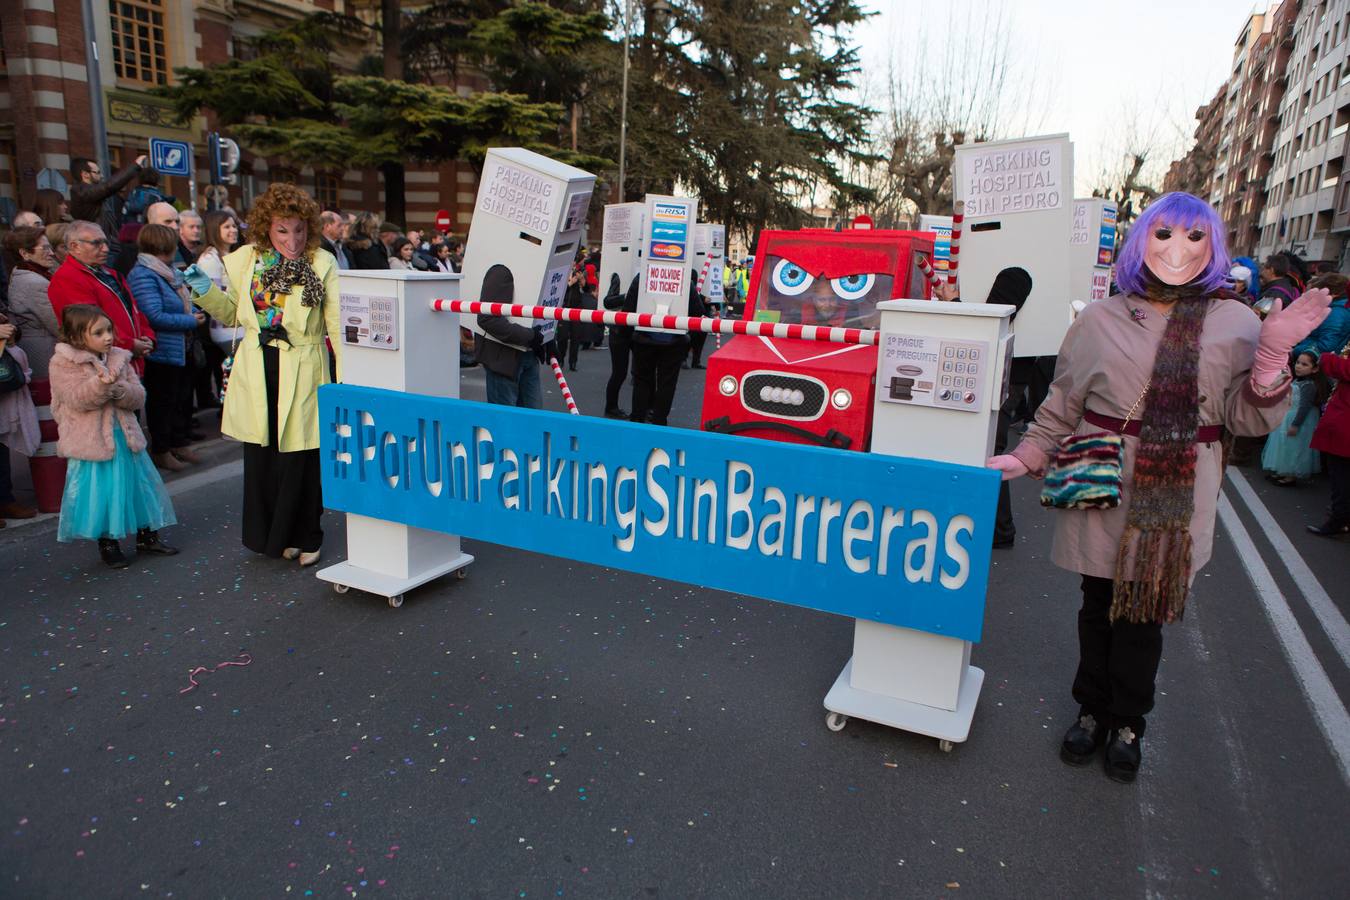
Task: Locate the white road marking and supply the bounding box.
[1226,468,1350,669]
[1217,493,1350,785]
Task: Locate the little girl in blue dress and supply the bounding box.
[48,304,179,568]
[1262,350,1323,485]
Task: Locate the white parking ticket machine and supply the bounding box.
[1070,197,1117,307]
[316,270,474,607]
[635,194,698,331]
[599,201,645,299]
[953,133,1074,357]
[824,299,1014,750]
[692,223,726,305]
[460,147,597,345]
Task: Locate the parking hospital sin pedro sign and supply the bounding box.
[961,143,1063,216]
[321,385,1000,642]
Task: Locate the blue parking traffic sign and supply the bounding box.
[149,138,193,177]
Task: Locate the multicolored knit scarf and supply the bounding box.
[1111,274,1210,624]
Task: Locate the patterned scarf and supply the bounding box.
[1111,274,1210,624]
[260,253,325,309]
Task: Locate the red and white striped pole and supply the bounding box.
[917,256,944,292]
[947,200,964,286]
[432,299,879,346]
[548,356,580,415]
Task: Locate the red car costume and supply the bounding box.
[701,225,934,450]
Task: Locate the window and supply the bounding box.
[110,0,168,86]
[315,173,340,210]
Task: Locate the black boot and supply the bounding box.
[1104,726,1143,783]
[136,528,179,556]
[604,407,629,419]
[98,539,129,569]
[1306,520,1350,537]
[1059,712,1107,766]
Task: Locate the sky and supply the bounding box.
[856,0,1266,195]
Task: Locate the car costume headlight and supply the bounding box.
[831,388,852,410]
[719,375,738,396]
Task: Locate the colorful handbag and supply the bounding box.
[1039,380,1149,511]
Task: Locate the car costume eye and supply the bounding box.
[771,259,814,295]
[831,273,875,301]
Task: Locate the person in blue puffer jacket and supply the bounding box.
[1294,272,1350,358]
[126,223,206,471]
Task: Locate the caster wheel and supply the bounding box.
[332,584,349,594]
[825,712,848,732]
[387,594,404,608]
[456,568,468,580]
[938,739,954,753]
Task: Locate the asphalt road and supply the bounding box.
[1,344,1347,898]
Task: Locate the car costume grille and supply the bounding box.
[741,370,827,421]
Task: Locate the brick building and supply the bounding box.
[1163,87,1227,197]
[1257,0,1350,266]
[0,0,480,232]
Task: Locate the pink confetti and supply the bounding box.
[179,652,253,695]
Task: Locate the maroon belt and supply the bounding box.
[1084,410,1224,443]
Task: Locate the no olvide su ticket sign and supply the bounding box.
[320,385,1000,642]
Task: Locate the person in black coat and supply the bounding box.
[346,212,389,270]
[602,273,631,418]
[624,274,705,426]
[474,265,556,408]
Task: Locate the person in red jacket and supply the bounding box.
[1308,338,1350,536]
[48,220,154,372]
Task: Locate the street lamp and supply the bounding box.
[618,0,671,202]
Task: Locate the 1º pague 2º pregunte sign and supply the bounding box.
[320,385,1000,642]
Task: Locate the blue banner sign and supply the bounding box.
[320,386,1000,642]
[149,138,193,177]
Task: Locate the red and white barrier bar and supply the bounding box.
[548,356,580,415]
[917,256,944,291]
[947,200,964,285]
[432,299,879,346]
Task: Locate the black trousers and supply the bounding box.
[1072,575,1164,735]
[688,332,708,366]
[554,323,582,370]
[1327,452,1350,526]
[605,331,632,413]
[630,342,685,426]
[242,345,323,556]
[142,359,192,452]
[993,402,1017,543]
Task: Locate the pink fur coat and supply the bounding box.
[48,343,147,461]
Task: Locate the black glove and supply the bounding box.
[528,327,546,362]
[543,339,560,365]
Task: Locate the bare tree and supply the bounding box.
[848,0,1045,223]
[1087,97,1192,237]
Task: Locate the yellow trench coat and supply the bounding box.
[194,245,343,452]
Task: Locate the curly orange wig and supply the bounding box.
[247,182,322,257]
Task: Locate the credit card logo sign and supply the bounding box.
[651,242,685,259]
[653,202,688,220]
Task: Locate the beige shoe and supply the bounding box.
[282,547,301,560]
[172,447,202,464]
[153,452,187,472]
[298,550,321,567]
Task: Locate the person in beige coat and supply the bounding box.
[988,192,1331,784]
[183,184,342,566]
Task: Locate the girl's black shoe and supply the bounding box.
[98,539,130,569]
[136,529,179,555]
[1104,727,1142,783]
[1306,520,1350,537]
[1059,713,1107,766]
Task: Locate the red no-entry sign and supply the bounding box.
[434,209,452,233]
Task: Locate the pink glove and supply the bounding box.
[1252,287,1332,387]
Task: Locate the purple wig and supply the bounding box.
[1114,192,1231,296]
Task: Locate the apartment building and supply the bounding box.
[0,0,481,231]
[1257,0,1350,265]
[1164,87,1227,198]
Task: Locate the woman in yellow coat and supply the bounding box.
[183,184,342,565]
